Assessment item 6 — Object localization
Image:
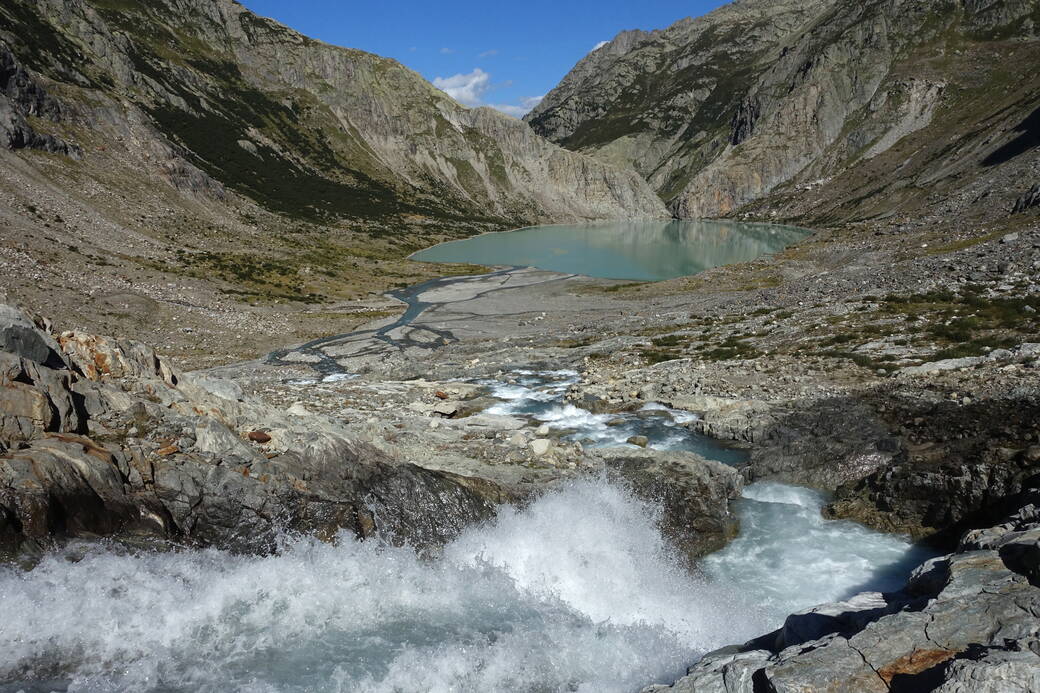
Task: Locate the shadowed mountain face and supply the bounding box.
[527,0,1040,223]
[0,0,666,229]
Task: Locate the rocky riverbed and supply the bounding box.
[1,216,1039,691]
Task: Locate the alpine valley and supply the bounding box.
[1,0,1039,691]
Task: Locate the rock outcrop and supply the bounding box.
[826,447,1040,546]
[0,42,79,157]
[0,303,504,556]
[1014,183,1040,214]
[647,488,1040,693]
[527,0,832,208]
[0,302,751,561]
[598,448,744,559]
[655,380,1040,551]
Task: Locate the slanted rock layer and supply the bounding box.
[529,0,1040,222]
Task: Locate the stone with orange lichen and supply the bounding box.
[879,648,959,684]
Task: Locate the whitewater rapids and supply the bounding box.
[0,369,932,692]
[0,476,929,693]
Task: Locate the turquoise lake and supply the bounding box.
[409,220,810,281]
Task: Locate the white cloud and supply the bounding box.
[489,95,545,118]
[521,94,544,110]
[489,104,528,118]
[439,47,455,55]
[433,68,491,107]
[592,40,609,51]
[434,68,543,118]
[478,49,499,58]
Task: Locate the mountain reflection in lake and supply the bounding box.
[410,220,809,281]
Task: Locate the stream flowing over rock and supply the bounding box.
[0,302,748,562]
[649,488,1040,693]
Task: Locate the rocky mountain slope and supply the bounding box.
[0,0,665,367]
[2,0,666,225]
[527,0,1040,223]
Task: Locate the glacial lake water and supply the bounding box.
[410,220,810,281]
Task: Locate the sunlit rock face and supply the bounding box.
[528,0,1040,222]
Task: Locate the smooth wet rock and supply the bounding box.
[627,435,649,448]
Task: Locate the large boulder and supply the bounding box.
[1012,183,1040,214]
[743,395,899,489]
[595,448,744,560]
[57,331,177,386]
[0,304,67,369]
[0,350,83,443]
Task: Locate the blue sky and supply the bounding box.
[238,1,729,117]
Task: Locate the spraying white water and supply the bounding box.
[0,371,931,692]
[0,480,764,693]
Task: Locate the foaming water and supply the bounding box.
[0,480,764,693]
[0,371,932,692]
[482,370,746,464]
[703,482,936,624]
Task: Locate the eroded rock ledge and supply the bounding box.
[0,302,742,559]
[0,302,504,555]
